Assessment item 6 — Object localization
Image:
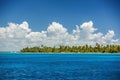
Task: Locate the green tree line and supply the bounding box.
[20,43,120,53]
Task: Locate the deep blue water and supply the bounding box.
[0,52,120,80]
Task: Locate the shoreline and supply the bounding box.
[0,52,120,54]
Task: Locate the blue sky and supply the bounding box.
[0,0,120,38]
[0,0,120,51]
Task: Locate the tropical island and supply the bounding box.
[20,43,120,53]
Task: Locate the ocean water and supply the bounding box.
[0,52,120,80]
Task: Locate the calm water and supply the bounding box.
[0,52,120,80]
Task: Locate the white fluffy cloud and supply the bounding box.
[47,22,68,37]
[72,21,97,40]
[0,21,119,51]
[0,21,30,51]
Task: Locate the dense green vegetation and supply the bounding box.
[20,43,120,53]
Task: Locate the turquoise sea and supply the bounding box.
[0,52,120,80]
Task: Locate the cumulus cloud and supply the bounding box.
[0,21,119,51]
[47,22,68,37]
[72,21,98,41]
[80,21,97,40]
[0,21,31,51]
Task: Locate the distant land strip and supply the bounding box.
[20,43,120,53]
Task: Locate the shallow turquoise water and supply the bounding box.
[0,52,120,80]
